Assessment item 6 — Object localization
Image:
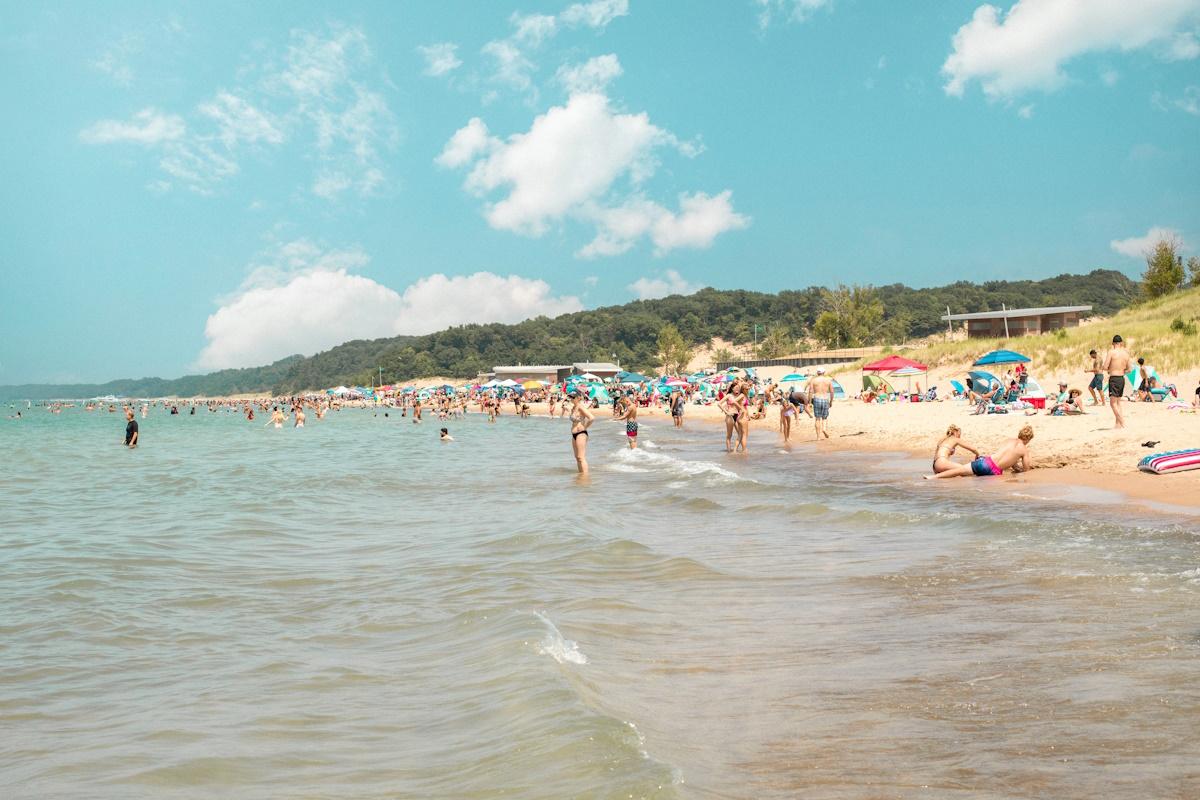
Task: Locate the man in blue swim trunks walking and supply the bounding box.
[808,367,834,440]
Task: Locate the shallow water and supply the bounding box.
[2,405,1198,798]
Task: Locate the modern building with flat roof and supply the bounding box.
[941,305,1092,339]
[572,362,621,379]
[490,365,572,383]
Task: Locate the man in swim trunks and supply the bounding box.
[926,425,1033,479]
[1086,349,1105,406]
[1101,334,1130,429]
[808,367,834,440]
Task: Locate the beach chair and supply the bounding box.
[950,379,966,398]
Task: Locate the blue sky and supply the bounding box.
[2,0,1198,383]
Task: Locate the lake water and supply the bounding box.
[2,405,1198,798]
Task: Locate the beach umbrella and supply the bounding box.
[579,372,601,381]
[889,365,925,393]
[779,372,806,382]
[499,379,521,387]
[973,349,1030,366]
[863,355,927,372]
[664,378,689,387]
[521,380,541,389]
[967,370,1004,395]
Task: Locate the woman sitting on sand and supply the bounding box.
[1048,388,1085,416]
[931,424,980,475]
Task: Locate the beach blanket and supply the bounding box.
[1137,448,1200,475]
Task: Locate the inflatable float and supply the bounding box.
[1138,448,1200,475]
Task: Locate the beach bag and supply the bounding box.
[1137,448,1200,475]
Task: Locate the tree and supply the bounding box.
[757,326,794,358]
[656,324,692,376]
[712,346,735,364]
[1141,236,1186,299]
[1188,256,1200,288]
[811,285,886,348]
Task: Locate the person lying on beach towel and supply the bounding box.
[925,425,1033,479]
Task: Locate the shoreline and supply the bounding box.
[641,400,1200,514]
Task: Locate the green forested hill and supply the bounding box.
[4,270,1135,398]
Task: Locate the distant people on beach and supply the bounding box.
[1086,349,1106,406]
[124,409,139,448]
[1101,334,1130,428]
[926,425,1033,479]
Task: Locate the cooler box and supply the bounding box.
[1022,396,1045,409]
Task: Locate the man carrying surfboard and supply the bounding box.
[1101,334,1131,429]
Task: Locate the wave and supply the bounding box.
[533,611,587,665]
[605,447,753,485]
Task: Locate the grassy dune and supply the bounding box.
[886,286,1200,377]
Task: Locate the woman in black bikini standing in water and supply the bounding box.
[569,392,595,473]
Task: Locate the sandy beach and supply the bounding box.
[602,394,1200,511]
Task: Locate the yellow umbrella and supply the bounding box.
[521,380,542,390]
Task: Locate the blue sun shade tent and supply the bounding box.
[973,349,1030,366]
[968,370,1004,394]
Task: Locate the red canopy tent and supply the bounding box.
[862,355,928,372]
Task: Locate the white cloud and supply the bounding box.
[418,42,462,76]
[158,142,239,192]
[482,38,536,91]
[435,117,494,168]
[561,0,630,29]
[198,91,285,148]
[1157,85,1200,114]
[79,108,186,145]
[196,242,582,370]
[81,26,396,197]
[1167,30,1200,59]
[312,171,353,199]
[1109,226,1189,259]
[1017,103,1034,118]
[278,27,368,99]
[393,272,582,333]
[580,191,750,258]
[440,92,746,256]
[627,270,701,301]
[556,53,623,93]
[446,93,662,234]
[943,0,1200,99]
[92,33,141,87]
[756,0,833,28]
[1100,68,1120,86]
[512,12,559,46]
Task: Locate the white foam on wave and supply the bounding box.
[533,611,587,665]
[605,447,751,485]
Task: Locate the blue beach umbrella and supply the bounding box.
[779,373,806,382]
[974,349,1030,366]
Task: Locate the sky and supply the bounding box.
[1,0,1198,384]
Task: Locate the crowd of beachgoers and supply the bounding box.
[12,331,1199,499]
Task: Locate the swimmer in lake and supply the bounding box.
[294,405,305,428]
[618,394,639,449]
[268,406,285,428]
[440,427,453,441]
